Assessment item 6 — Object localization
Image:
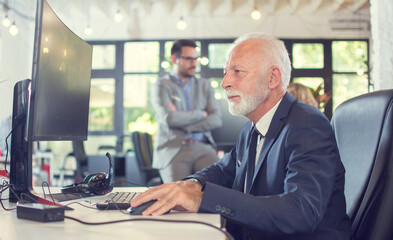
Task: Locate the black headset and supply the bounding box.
[61,152,114,195]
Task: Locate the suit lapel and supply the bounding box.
[232,122,253,191]
[169,75,187,110]
[249,93,296,192]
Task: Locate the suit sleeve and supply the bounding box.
[151,78,206,129]
[190,113,342,235]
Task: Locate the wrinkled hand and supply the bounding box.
[130,181,203,216]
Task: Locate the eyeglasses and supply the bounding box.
[179,56,200,62]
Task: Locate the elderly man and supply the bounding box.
[132,33,350,240]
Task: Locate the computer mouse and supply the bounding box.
[127,200,157,215]
[127,200,170,215]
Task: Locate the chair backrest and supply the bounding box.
[331,89,393,240]
[131,131,161,185]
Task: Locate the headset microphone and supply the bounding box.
[61,152,114,195]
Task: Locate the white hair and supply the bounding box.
[227,32,292,88]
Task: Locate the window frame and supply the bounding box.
[88,38,370,151]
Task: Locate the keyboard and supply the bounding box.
[96,192,141,210]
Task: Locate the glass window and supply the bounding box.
[164,41,174,62]
[208,43,231,68]
[123,74,157,135]
[124,42,159,72]
[89,78,115,131]
[92,45,116,69]
[292,43,324,69]
[332,73,369,111]
[332,41,368,73]
[160,41,174,72]
[293,77,324,91]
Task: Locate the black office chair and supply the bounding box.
[331,89,393,240]
[130,131,162,187]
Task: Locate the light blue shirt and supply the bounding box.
[172,73,206,142]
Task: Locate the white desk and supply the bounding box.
[0,187,225,240]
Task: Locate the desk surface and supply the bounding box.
[0,187,225,240]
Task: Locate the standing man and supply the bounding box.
[133,33,350,240]
[151,39,222,183]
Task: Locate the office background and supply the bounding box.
[0,0,392,186]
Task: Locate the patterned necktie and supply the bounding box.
[246,126,260,192]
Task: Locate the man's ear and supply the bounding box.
[171,54,177,64]
[268,66,282,89]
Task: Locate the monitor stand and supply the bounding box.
[9,79,37,203]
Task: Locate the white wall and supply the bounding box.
[0,11,34,150]
[370,0,393,90]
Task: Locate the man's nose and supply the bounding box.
[221,73,232,90]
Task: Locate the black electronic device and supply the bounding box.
[17,203,65,222]
[9,0,93,203]
[61,153,114,195]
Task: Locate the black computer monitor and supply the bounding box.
[26,0,92,141]
[9,0,92,202]
[211,99,249,153]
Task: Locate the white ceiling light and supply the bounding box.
[9,21,18,36]
[177,16,187,30]
[251,9,261,20]
[84,24,93,35]
[114,9,123,22]
[2,14,11,27]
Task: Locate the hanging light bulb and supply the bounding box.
[251,8,261,20]
[2,14,11,27]
[200,56,209,66]
[161,61,170,69]
[9,21,18,36]
[114,9,123,22]
[177,16,187,30]
[84,24,93,35]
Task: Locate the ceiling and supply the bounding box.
[1,0,371,40]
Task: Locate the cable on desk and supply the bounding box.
[41,181,57,204]
[64,215,235,240]
[0,180,16,211]
[63,201,96,209]
[2,116,25,177]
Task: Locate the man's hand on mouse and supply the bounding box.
[130,181,203,216]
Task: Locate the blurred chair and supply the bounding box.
[128,131,162,187]
[58,141,88,185]
[331,89,393,240]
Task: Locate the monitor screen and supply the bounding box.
[26,0,93,141]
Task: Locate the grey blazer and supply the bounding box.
[151,74,223,169]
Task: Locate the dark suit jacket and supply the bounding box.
[188,93,350,240]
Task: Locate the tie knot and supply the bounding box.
[251,126,261,137]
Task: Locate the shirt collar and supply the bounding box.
[254,98,283,137]
[171,72,193,86]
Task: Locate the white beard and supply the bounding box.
[225,82,269,116]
